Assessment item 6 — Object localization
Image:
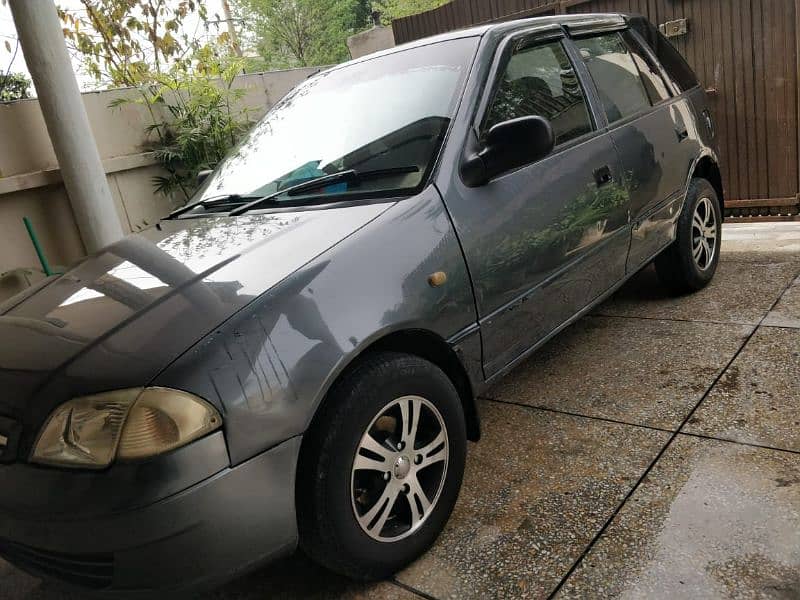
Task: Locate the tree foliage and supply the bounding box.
[231,0,371,69]
[57,0,210,86]
[232,0,452,68]
[0,73,31,102]
[372,0,450,24]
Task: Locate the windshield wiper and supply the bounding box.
[228,166,420,216]
[168,193,261,219]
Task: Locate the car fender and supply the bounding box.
[155,186,479,465]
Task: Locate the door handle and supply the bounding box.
[593,166,613,187]
[676,128,689,142]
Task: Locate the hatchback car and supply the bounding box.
[0,12,723,595]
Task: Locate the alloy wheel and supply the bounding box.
[351,395,449,542]
[692,196,718,271]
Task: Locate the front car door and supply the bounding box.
[440,24,630,378]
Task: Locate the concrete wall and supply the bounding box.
[0,66,322,288]
[347,26,396,59]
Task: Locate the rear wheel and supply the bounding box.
[655,177,722,294]
[297,352,466,580]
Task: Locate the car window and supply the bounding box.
[621,30,672,104]
[652,36,699,93]
[196,37,478,205]
[483,40,593,146]
[628,17,699,93]
[578,33,652,123]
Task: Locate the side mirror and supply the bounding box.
[197,169,213,186]
[461,116,556,187]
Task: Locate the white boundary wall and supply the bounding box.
[0,66,322,281]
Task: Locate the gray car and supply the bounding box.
[0,13,723,595]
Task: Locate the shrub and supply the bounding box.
[112,50,254,199]
[0,73,31,102]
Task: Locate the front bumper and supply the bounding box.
[0,434,302,595]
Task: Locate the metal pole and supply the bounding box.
[221,0,243,57]
[8,0,124,252]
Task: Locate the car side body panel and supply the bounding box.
[441,130,630,376]
[611,95,702,270]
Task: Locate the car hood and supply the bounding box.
[0,202,392,427]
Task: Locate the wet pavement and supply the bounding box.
[3,223,799,600]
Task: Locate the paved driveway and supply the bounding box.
[3,223,800,600]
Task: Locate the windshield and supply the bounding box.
[196,37,479,208]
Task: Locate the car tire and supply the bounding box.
[297,351,467,581]
[655,177,722,294]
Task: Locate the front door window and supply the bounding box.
[483,40,593,146]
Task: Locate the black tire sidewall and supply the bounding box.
[674,178,722,288]
[299,353,466,578]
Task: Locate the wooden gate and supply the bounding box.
[392,0,800,221]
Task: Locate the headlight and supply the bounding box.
[31,387,222,469]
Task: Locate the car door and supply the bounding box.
[441,27,630,378]
[572,29,691,270]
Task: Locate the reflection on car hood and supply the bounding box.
[0,203,393,418]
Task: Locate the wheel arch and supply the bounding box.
[366,330,480,442]
[306,328,481,445]
[691,155,725,217]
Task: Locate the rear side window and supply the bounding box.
[621,30,672,103]
[650,35,698,92]
[484,40,593,146]
[629,17,699,93]
[577,33,651,123]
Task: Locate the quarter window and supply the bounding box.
[484,40,593,146]
[622,30,672,104]
[577,33,652,123]
[628,17,699,93]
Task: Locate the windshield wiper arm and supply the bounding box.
[285,166,420,196]
[169,193,261,219]
[229,166,420,217]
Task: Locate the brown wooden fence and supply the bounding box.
[393,0,800,221]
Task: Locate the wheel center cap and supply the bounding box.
[394,455,411,479]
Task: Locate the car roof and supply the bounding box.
[396,12,628,45]
[320,13,628,75]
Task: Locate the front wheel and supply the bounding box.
[297,352,466,580]
[655,177,722,294]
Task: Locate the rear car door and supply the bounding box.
[571,28,696,270]
[441,26,630,378]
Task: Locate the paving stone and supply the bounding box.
[490,316,751,430]
[685,327,800,452]
[557,436,800,599]
[722,223,800,260]
[204,553,419,600]
[395,401,669,599]
[596,260,798,325]
[764,276,800,329]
